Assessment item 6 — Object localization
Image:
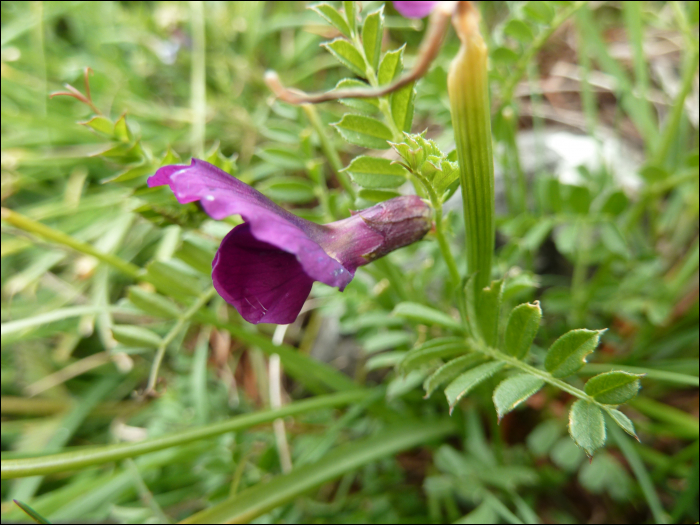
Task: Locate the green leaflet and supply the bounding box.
[445,361,505,412]
[332,115,393,149]
[341,156,407,189]
[361,7,384,71]
[569,400,606,457]
[493,374,545,419]
[310,3,351,37]
[584,371,643,405]
[322,39,367,77]
[503,301,541,359]
[544,329,604,378]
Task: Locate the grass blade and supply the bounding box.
[181,419,455,524]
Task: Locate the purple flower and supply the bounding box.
[148,159,431,324]
[393,1,439,18]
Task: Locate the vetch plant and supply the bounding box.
[1,1,697,523]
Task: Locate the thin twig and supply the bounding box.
[143,287,217,398]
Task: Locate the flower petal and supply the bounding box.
[393,1,439,18]
[212,223,315,324]
[148,159,353,289]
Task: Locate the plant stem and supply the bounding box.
[499,1,588,106]
[190,0,206,157]
[302,104,356,201]
[467,338,606,409]
[1,208,144,281]
[144,287,217,397]
[1,390,372,479]
[652,2,699,167]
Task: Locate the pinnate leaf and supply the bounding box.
[332,115,393,149]
[584,371,643,405]
[445,361,505,412]
[569,400,606,456]
[322,39,366,77]
[493,374,545,419]
[342,156,407,189]
[504,301,541,359]
[545,329,604,378]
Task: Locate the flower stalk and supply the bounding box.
[448,1,495,292]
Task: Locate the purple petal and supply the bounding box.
[393,1,439,18]
[148,159,352,290]
[212,223,314,324]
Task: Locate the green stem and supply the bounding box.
[499,1,588,106]
[350,34,403,141]
[408,168,466,320]
[302,105,356,201]
[1,208,144,281]
[190,0,206,157]
[652,3,699,167]
[467,338,607,410]
[0,390,371,479]
[144,287,217,396]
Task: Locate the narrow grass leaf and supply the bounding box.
[545,329,604,378]
[504,301,541,359]
[1,391,369,479]
[181,420,455,524]
[322,39,367,77]
[423,354,488,399]
[392,302,464,332]
[332,115,393,149]
[342,156,407,189]
[362,330,414,354]
[568,400,606,457]
[584,371,643,405]
[145,260,203,298]
[127,287,180,318]
[445,362,505,413]
[12,500,51,524]
[493,374,545,420]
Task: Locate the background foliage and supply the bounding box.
[1,1,698,523]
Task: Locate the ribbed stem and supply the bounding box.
[447,2,495,291]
